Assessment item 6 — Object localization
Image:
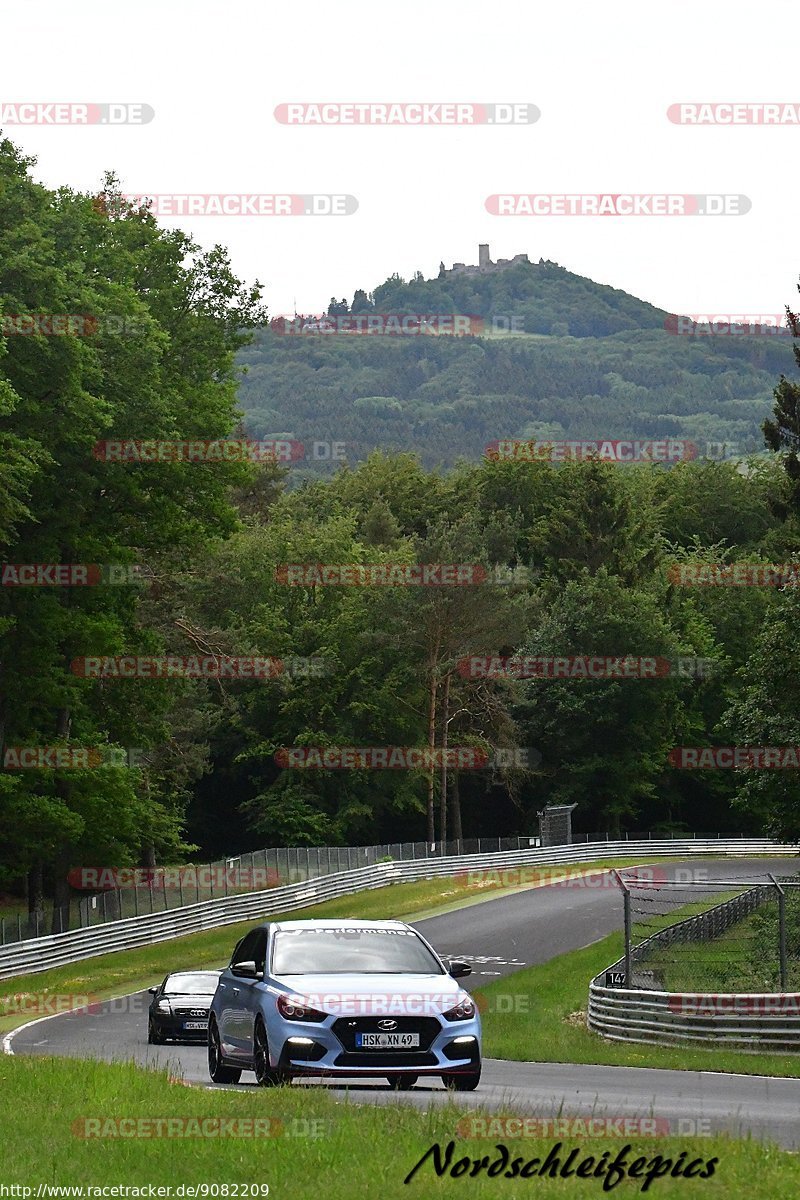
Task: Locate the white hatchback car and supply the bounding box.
[208,918,481,1090]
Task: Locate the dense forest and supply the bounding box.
[3,137,800,920]
[238,259,791,476]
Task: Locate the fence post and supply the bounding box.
[613,870,632,988]
[769,874,787,989]
[1,917,5,945]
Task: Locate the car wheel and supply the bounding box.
[387,1074,418,1090]
[442,1067,481,1092]
[208,1017,242,1085]
[253,1018,284,1087]
[148,1018,164,1045]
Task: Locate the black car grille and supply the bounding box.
[333,1051,438,1069]
[331,1015,441,1053]
[172,1007,209,1018]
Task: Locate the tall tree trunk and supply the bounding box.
[439,671,451,849]
[449,770,463,843]
[425,646,440,845]
[51,705,72,934]
[27,863,44,915]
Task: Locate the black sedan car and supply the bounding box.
[147,970,221,1044]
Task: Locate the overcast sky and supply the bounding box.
[1,0,797,319]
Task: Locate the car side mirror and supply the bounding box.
[447,960,472,979]
[231,960,261,979]
[147,986,158,994]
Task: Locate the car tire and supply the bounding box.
[253,1017,285,1087]
[442,1067,481,1092]
[208,1017,242,1085]
[148,1018,164,1045]
[387,1074,418,1090]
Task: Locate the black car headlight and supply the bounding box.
[442,996,476,1021]
[276,994,328,1022]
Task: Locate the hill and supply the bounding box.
[236,257,792,472]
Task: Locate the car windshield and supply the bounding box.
[165,973,219,994]
[271,928,445,975]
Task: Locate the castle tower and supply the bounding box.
[478,243,491,269]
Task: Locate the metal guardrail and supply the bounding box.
[3,831,747,946]
[589,873,800,1052]
[1,837,797,981]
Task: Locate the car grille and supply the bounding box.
[173,1007,208,1018]
[333,1050,438,1069]
[331,1015,441,1053]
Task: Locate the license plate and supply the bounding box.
[355,1032,419,1049]
[183,1021,208,1030]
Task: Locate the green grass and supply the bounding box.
[0,856,685,1035]
[477,933,800,1077]
[0,1054,797,1197]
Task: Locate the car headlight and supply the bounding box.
[156,1000,172,1013]
[276,994,327,1022]
[442,995,476,1021]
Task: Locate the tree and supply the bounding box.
[762,306,800,519]
[723,584,800,837]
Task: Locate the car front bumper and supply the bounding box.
[271,1014,482,1075]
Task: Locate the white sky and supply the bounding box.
[1,0,797,318]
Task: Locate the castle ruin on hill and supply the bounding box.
[439,244,530,278]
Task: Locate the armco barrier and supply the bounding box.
[1,838,796,981]
[589,874,800,1052]
[588,978,800,1053]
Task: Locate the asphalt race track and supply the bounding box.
[8,858,800,1148]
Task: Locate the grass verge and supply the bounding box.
[0,1054,797,1198]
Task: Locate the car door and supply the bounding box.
[220,929,267,1058]
[217,932,259,1057]
[236,928,268,1058]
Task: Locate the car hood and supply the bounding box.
[269,972,468,1017]
[161,994,215,1006]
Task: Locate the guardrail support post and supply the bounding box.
[612,869,632,988]
[769,874,788,989]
